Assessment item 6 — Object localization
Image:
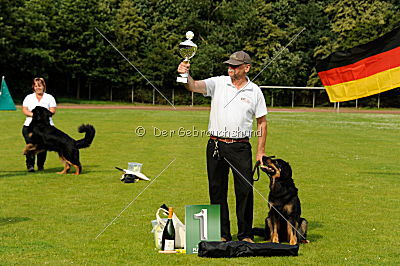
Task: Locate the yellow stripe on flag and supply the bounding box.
[324,65,400,102]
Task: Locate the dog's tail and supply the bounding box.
[76,124,96,149]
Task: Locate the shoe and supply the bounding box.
[241,238,255,243]
[221,237,228,242]
[27,167,35,172]
[38,166,44,171]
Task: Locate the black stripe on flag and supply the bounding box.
[316,26,400,73]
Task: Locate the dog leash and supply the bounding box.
[252,160,261,181]
[252,155,276,181]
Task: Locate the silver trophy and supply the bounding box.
[177,31,197,83]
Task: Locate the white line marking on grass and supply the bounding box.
[95,158,176,239]
[95,27,176,109]
[276,117,400,129]
[223,157,307,241]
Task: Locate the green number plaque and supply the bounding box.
[185,205,220,254]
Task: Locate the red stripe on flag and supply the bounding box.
[318,46,400,86]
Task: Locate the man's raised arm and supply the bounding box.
[177,62,206,94]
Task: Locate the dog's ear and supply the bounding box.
[37,106,53,117]
[31,107,40,119]
[45,108,53,117]
[276,159,292,178]
[262,155,273,165]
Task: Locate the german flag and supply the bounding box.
[316,27,400,102]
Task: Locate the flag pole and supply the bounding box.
[0,76,4,95]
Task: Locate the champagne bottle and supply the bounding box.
[161,207,175,251]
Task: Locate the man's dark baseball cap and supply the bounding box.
[223,51,252,65]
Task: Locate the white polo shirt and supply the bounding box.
[22,93,57,126]
[204,76,267,138]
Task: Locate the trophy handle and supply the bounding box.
[177,59,190,83]
[177,73,188,83]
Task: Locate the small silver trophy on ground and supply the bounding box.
[177,31,197,83]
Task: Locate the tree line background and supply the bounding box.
[1,0,400,107]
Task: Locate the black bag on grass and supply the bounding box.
[198,241,299,258]
[120,174,139,183]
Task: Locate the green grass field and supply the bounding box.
[1,108,399,264]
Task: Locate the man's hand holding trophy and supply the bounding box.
[177,31,197,83]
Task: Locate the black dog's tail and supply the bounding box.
[76,124,95,149]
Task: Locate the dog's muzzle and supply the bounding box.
[252,156,281,181]
[261,156,281,179]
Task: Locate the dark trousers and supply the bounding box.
[206,139,254,241]
[22,126,47,169]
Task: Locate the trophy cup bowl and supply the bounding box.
[177,31,197,83]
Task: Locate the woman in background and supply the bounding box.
[22,77,57,172]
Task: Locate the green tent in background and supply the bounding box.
[0,76,16,111]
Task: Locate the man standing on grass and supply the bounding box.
[177,51,267,243]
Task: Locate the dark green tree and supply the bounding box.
[55,0,118,99]
[1,0,58,95]
[112,0,146,101]
[313,0,400,60]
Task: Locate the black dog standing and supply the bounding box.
[23,106,95,175]
[21,77,57,172]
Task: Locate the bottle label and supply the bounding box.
[164,240,175,251]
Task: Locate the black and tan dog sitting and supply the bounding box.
[253,156,309,245]
[23,106,95,175]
